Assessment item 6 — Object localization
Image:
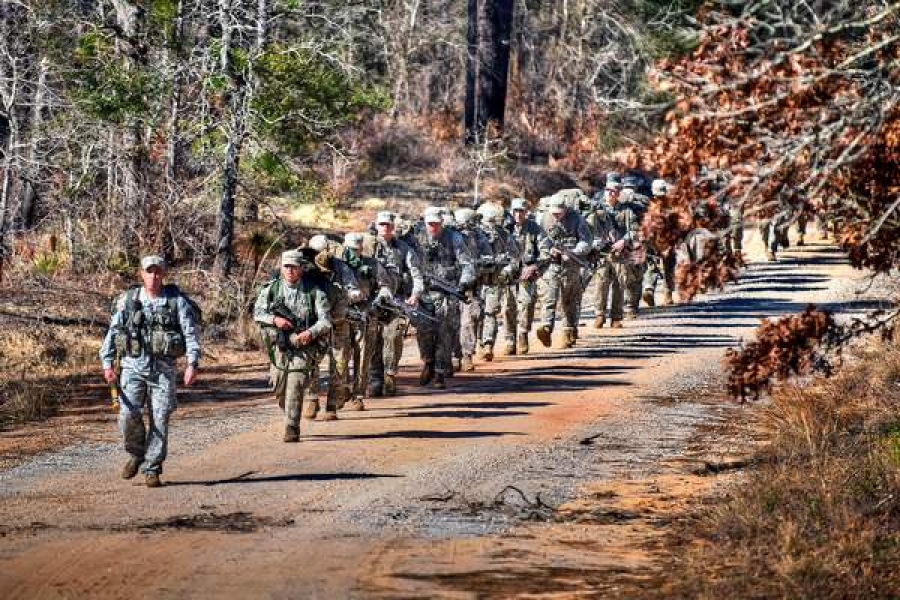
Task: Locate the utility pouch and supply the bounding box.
[150,328,186,358]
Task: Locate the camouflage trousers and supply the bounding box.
[270,348,318,428]
[502,280,538,341]
[540,263,583,332]
[628,262,646,312]
[642,252,676,295]
[595,260,630,321]
[369,315,408,387]
[479,284,507,346]
[416,291,460,375]
[459,295,483,357]
[118,359,177,475]
[727,208,744,254]
[351,314,379,398]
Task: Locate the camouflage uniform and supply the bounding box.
[254,274,331,431]
[504,214,550,353]
[476,209,520,358]
[455,213,491,370]
[416,220,475,385]
[620,187,649,315]
[100,284,201,477]
[341,241,380,405]
[368,233,425,395]
[537,201,593,347]
[589,197,640,324]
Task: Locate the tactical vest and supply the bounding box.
[113,284,196,359]
[262,276,328,359]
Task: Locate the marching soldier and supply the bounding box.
[504,198,551,355]
[475,203,520,361]
[306,234,362,420]
[453,207,491,372]
[590,179,640,328]
[641,179,677,307]
[100,255,201,487]
[368,211,425,397]
[536,196,593,348]
[416,207,476,388]
[254,250,331,443]
[342,232,378,410]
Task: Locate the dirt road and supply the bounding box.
[0,240,892,599]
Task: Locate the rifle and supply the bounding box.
[426,274,467,301]
[373,296,439,325]
[346,305,369,327]
[110,355,120,411]
[548,238,591,270]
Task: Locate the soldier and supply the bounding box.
[416,207,476,388]
[536,196,593,348]
[621,175,650,316]
[590,180,640,328]
[368,211,425,397]
[759,206,792,261]
[475,203,520,361]
[306,234,362,420]
[453,207,491,372]
[504,198,551,355]
[254,250,331,442]
[341,232,378,410]
[100,255,201,487]
[641,179,677,307]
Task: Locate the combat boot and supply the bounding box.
[798,234,805,247]
[766,250,777,262]
[284,424,300,443]
[452,356,462,372]
[461,354,475,372]
[383,373,397,396]
[482,344,494,362]
[122,456,141,480]
[316,410,339,422]
[536,325,552,347]
[516,333,529,355]
[419,363,435,386]
[501,340,516,356]
[432,372,446,389]
[562,327,576,349]
[610,319,624,329]
[662,291,674,306]
[301,398,319,420]
[145,473,162,488]
[344,398,365,411]
[593,316,605,329]
[367,382,383,398]
[642,289,655,307]
[624,310,638,320]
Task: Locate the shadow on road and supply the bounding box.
[168,471,403,487]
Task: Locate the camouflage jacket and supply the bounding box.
[415,226,476,290]
[372,235,424,298]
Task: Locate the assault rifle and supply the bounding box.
[373,296,439,325]
[271,302,302,352]
[548,238,591,270]
[426,274,467,301]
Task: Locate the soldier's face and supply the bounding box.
[426,221,442,237]
[141,266,164,296]
[606,189,620,205]
[377,222,394,240]
[512,209,527,224]
[281,264,302,284]
[551,209,565,222]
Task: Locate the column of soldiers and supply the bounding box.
[104,173,747,485]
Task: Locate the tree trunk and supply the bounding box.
[215,87,247,277]
[19,56,48,230]
[477,0,514,135]
[465,0,514,144]
[464,0,479,144]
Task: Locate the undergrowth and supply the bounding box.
[657,336,900,598]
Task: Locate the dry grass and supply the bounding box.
[656,337,900,599]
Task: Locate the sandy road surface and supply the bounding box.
[0,240,892,599]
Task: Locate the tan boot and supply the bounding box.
[284,425,300,443]
[536,325,552,347]
[593,316,605,329]
[316,410,339,422]
[344,398,365,411]
[482,344,494,362]
[383,373,397,396]
[122,457,141,480]
[516,333,529,355]
[766,251,777,262]
[562,327,576,348]
[419,363,435,386]
[461,354,475,372]
[501,341,516,356]
[145,473,162,488]
[301,398,319,420]
[662,291,674,306]
[642,289,655,307]
[610,319,624,329]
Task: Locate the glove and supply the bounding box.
[376,287,393,302]
[573,241,590,255]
